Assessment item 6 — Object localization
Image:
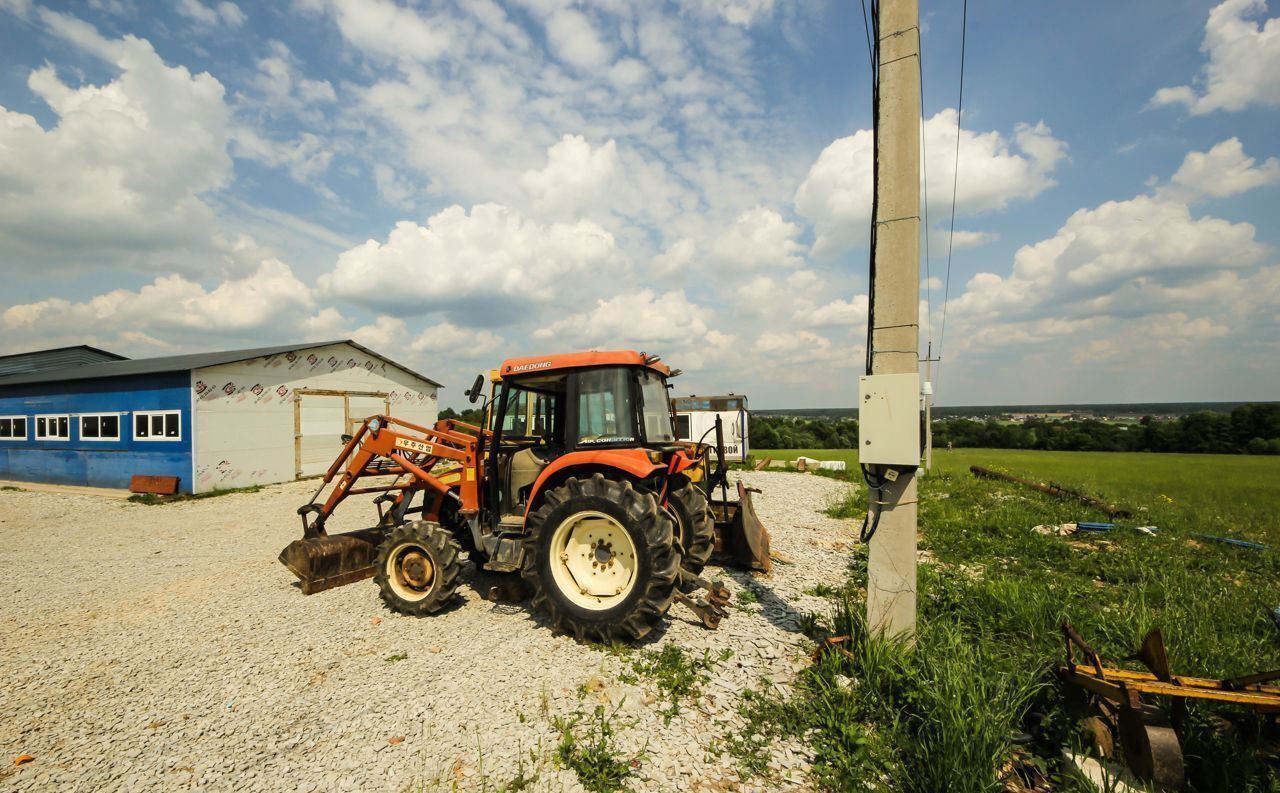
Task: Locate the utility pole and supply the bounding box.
[865,0,921,638]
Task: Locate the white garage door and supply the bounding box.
[296,391,394,478]
[298,393,346,478]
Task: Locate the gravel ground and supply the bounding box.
[0,471,857,792]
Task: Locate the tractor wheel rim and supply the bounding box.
[549,510,638,611]
[387,542,435,601]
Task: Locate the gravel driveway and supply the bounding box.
[0,471,856,792]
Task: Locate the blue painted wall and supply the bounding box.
[0,372,193,492]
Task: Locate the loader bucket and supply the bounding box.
[278,527,386,595]
[711,481,772,573]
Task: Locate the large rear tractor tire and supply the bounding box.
[521,474,680,643]
[667,479,715,574]
[374,521,463,616]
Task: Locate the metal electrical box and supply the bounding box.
[858,373,921,465]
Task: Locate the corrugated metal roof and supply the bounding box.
[0,340,443,389]
[0,345,129,376]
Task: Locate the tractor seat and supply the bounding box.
[506,446,553,514]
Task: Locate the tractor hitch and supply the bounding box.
[676,571,731,629]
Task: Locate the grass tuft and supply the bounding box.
[621,645,729,724]
[553,704,639,793]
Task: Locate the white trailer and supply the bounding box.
[671,394,749,462]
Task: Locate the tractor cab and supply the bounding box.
[472,352,682,529]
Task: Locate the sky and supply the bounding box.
[0,0,1277,409]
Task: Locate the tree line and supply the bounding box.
[749,403,1280,455]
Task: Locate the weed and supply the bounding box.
[625,645,725,724]
[385,653,408,663]
[735,588,759,605]
[805,583,839,598]
[127,484,265,505]
[824,486,864,519]
[553,704,639,793]
[0,485,22,491]
[589,641,634,657]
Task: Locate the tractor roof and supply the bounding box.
[498,350,673,378]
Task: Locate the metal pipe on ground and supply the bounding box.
[969,465,1132,518]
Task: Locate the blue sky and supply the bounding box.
[1,0,1277,409]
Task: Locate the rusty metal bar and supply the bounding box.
[971,466,1131,518]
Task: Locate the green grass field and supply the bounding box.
[735,448,1280,791]
[757,447,1280,545]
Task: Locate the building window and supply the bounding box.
[80,414,121,441]
[134,410,181,441]
[35,415,70,440]
[0,416,28,440]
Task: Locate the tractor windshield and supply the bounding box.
[637,369,675,444]
[575,368,635,444]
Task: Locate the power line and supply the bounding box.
[935,0,968,388]
[863,0,880,376]
[859,0,875,72]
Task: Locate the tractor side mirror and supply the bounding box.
[465,373,484,404]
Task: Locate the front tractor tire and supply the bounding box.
[374,521,463,616]
[521,474,680,643]
[667,479,715,574]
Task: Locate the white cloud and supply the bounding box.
[802,295,869,328]
[652,238,698,276]
[531,288,736,370]
[176,0,245,28]
[247,41,337,108]
[941,154,1275,386]
[1151,0,1280,114]
[1,260,324,353]
[693,0,777,26]
[411,321,502,357]
[929,228,1000,251]
[374,164,419,206]
[230,128,335,186]
[950,194,1267,324]
[319,203,619,313]
[0,14,231,272]
[298,0,451,63]
[533,289,708,347]
[710,207,803,269]
[1171,137,1280,197]
[795,111,1066,258]
[542,7,612,70]
[520,135,618,217]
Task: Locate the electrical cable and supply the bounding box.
[858,2,886,542]
[858,464,886,544]
[936,0,968,389]
[859,0,875,72]
[918,24,933,354]
[863,0,880,377]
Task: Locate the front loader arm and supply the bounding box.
[299,415,481,537]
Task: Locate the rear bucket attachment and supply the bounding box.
[278,527,386,595]
[712,481,771,573]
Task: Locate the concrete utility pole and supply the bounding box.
[866,0,921,638]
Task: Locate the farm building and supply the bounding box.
[0,341,441,493]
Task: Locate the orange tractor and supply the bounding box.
[279,350,770,643]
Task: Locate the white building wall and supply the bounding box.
[191,342,438,492]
